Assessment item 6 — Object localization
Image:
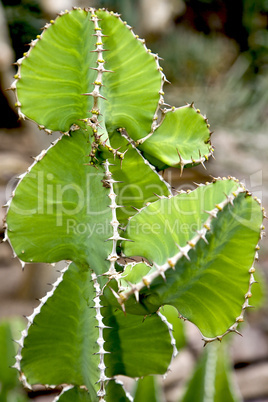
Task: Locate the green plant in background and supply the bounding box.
[3,6,265,401]
[181,340,241,402]
[0,319,28,402]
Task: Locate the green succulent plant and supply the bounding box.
[4,7,265,401]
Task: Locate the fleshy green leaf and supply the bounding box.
[99,130,171,225]
[98,10,162,141]
[118,262,152,288]
[54,386,92,402]
[54,382,132,402]
[181,342,242,402]
[102,295,173,377]
[106,380,133,402]
[120,179,263,338]
[123,179,240,265]
[0,321,17,392]
[139,106,212,169]
[16,8,162,138]
[20,263,100,400]
[133,376,164,402]
[16,9,96,131]
[56,382,132,402]
[6,129,113,274]
[0,318,28,402]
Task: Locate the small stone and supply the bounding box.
[235,362,268,400]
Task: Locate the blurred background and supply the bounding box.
[0,0,267,401]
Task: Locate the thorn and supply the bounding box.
[82,92,107,100]
[12,362,20,370]
[133,290,139,302]
[204,209,218,218]
[98,67,114,74]
[157,269,166,281]
[196,230,209,244]
[167,259,176,270]
[200,159,207,170]
[13,338,23,347]
[176,244,190,261]
[142,277,150,288]
[109,287,120,301]
[164,77,171,84]
[121,303,126,316]
[153,193,166,199]
[236,315,244,323]
[234,329,243,337]
[176,149,184,176]
[178,313,187,321]
[131,206,141,212]
[187,241,195,248]
[224,193,234,205]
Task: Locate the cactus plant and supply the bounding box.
[3,6,265,401]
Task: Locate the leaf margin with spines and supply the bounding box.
[110,177,264,343]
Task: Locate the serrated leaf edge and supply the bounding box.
[111,378,134,401]
[10,10,71,131]
[53,385,74,401]
[12,264,69,389]
[102,9,168,138]
[112,178,265,343]
[91,272,111,401]
[137,104,214,172]
[3,135,64,268]
[157,310,178,379]
[118,128,173,205]
[103,160,124,279]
